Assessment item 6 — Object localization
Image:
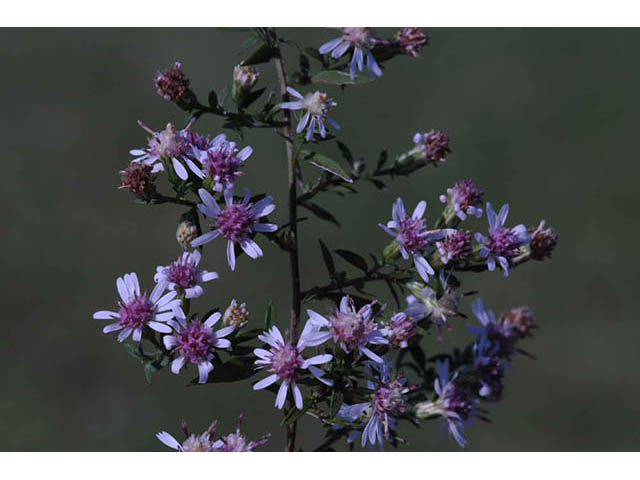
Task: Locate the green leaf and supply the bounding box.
[376,150,388,171]
[299,54,310,76]
[280,404,310,426]
[299,150,353,183]
[300,201,341,228]
[122,343,144,360]
[243,43,278,66]
[311,70,375,86]
[144,362,161,385]
[334,249,368,272]
[318,239,336,276]
[336,141,353,164]
[330,390,344,418]
[264,301,275,329]
[239,87,266,109]
[208,90,218,109]
[409,344,426,373]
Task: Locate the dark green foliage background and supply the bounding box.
[2,28,638,451]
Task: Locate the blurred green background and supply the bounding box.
[1,27,639,451]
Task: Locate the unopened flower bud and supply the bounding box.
[353,158,366,174]
[154,62,197,110]
[411,130,450,164]
[414,400,443,419]
[232,64,259,107]
[223,299,249,329]
[528,220,557,260]
[119,162,155,201]
[176,220,199,250]
[396,28,429,57]
[383,239,402,263]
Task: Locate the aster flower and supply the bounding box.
[154,250,218,299]
[319,28,383,80]
[528,219,558,260]
[338,360,412,449]
[396,28,429,57]
[93,272,179,342]
[223,299,249,329]
[379,197,444,282]
[382,312,418,349]
[405,276,462,338]
[436,229,473,265]
[186,133,252,192]
[252,321,333,410]
[212,415,270,452]
[415,359,476,447]
[176,220,199,250]
[472,335,505,401]
[439,179,484,221]
[156,420,218,452]
[499,306,536,339]
[163,309,234,384]
[154,61,196,110]
[280,87,340,141]
[129,122,193,180]
[410,130,451,164]
[474,203,531,277]
[470,298,518,359]
[190,187,277,271]
[307,295,388,363]
[119,161,155,200]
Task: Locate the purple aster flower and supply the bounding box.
[439,179,484,221]
[129,122,193,181]
[338,360,412,449]
[470,298,519,359]
[93,272,179,342]
[396,28,429,57]
[382,312,418,349]
[474,203,531,277]
[405,274,462,338]
[154,250,218,299]
[472,335,505,401]
[191,187,277,271]
[528,219,558,260]
[307,295,388,363]
[163,309,234,384]
[379,197,444,282]
[253,321,333,410]
[186,133,252,192]
[154,61,196,110]
[411,130,451,164]
[280,87,340,141]
[416,359,475,448]
[156,420,218,452]
[212,415,270,452]
[436,229,473,265]
[319,27,383,80]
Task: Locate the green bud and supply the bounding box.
[383,239,402,262]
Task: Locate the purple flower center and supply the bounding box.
[342,27,371,46]
[215,203,254,242]
[204,149,240,185]
[219,433,249,452]
[374,379,405,415]
[398,216,429,252]
[118,294,156,329]
[487,227,521,257]
[329,312,375,349]
[167,260,198,289]
[174,322,214,364]
[270,343,302,381]
[448,180,483,209]
[444,385,473,420]
[439,230,472,261]
[149,128,188,159]
[387,315,417,348]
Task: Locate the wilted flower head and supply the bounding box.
[92,272,180,342]
[129,122,193,180]
[281,87,340,141]
[396,28,429,57]
[191,187,277,271]
[439,179,484,221]
[119,161,155,200]
[338,360,412,449]
[253,321,333,410]
[475,203,531,277]
[379,197,444,282]
[411,130,451,164]
[383,312,418,349]
[163,309,234,383]
[154,250,218,299]
[499,306,536,339]
[223,299,249,329]
[213,415,270,452]
[176,220,199,250]
[308,295,388,363]
[156,420,218,452]
[528,220,558,260]
[319,27,383,79]
[187,134,252,192]
[232,64,259,106]
[470,298,520,359]
[405,276,462,338]
[154,62,195,110]
[436,229,473,265]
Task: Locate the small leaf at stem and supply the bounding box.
[300,201,341,228]
[299,150,353,183]
[264,301,275,329]
[318,239,336,276]
[336,141,353,164]
[334,249,368,272]
[208,90,218,109]
[376,150,388,171]
[243,44,279,66]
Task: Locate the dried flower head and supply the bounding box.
[528,220,558,260]
[412,130,451,164]
[154,62,196,110]
[176,220,199,250]
[119,162,155,200]
[397,28,429,57]
[223,299,249,329]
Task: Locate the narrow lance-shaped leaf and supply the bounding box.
[300,150,353,183]
[311,70,376,86]
[334,249,368,272]
[300,201,341,228]
[318,239,336,276]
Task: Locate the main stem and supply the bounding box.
[271,27,301,452]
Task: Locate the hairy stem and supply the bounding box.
[271,27,301,453]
